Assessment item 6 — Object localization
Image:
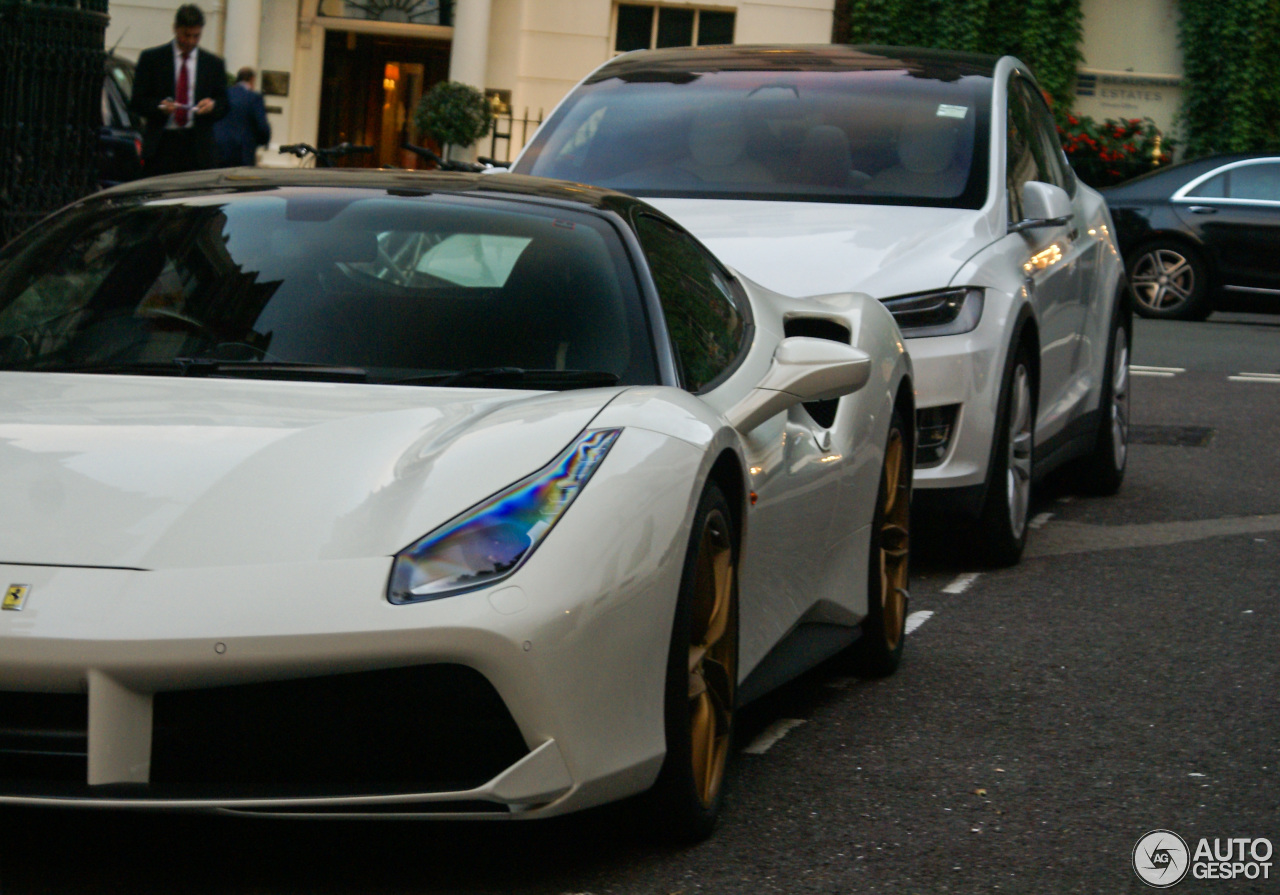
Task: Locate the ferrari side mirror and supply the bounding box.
[726,337,872,433]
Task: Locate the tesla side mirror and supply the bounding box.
[1009,181,1073,233]
[725,337,872,433]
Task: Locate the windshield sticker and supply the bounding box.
[937,104,969,119]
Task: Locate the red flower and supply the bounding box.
[1067,114,1079,126]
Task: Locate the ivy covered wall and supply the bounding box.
[831,0,1084,111]
[834,0,1280,160]
[1177,0,1280,157]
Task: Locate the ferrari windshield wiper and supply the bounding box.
[390,367,621,390]
[51,359,369,382]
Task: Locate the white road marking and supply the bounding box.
[1024,513,1280,558]
[942,572,981,594]
[1131,365,1184,377]
[1029,512,1055,529]
[904,610,934,635]
[743,718,807,754]
[1229,372,1280,383]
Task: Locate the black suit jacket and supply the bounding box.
[129,43,229,171]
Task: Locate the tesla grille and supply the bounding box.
[0,691,88,784]
[151,664,529,798]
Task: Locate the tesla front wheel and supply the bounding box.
[850,409,910,677]
[642,481,738,843]
[1076,306,1130,495]
[972,344,1035,567]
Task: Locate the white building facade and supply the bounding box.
[104,0,1182,167]
[107,1,838,166]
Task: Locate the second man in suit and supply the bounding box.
[129,4,228,175]
[215,68,272,167]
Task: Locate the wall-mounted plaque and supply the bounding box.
[261,71,291,97]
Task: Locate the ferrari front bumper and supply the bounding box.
[0,428,703,818]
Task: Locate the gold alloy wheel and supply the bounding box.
[879,428,910,652]
[687,507,736,808]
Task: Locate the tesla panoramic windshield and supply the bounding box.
[517,65,992,208]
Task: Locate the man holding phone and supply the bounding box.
[130,4,229,175]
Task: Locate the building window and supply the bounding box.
[317,0,451,26]
[614,4,736,53]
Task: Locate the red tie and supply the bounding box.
[175,52,190,126]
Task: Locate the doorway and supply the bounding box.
[317,30,451,168]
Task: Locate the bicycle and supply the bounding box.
[278,142,375,168]
[400,143,504,173]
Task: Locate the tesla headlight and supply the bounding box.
[388,428,622,604]
[880,288,984,338]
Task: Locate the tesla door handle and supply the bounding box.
[1187,205,1218,214]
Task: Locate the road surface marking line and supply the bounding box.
[1024,513,1280,558]
[904,610,934,635]
[1029,512,1054,529]
[1229,373,1280,383]
[1131,370,1177,378]
[743,718,807,754]
[942,572,981,594]
[1130,365,1185,373]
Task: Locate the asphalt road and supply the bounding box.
[1,314,1277,894]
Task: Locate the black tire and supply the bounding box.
[1075,303,1130,496]
[1128,240,1212,320]
[972,341,1036,567]
[641,481,738,844]
[850,408,910,677]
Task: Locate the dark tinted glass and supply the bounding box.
[656,8,693,48]
[0,190,656,387]
[1186,172,1226,198]
[615,4,654,52]
[634,214,745,391]
[1226,162,1280,201]
[518,68,991,209]
[1005,76,1041,221]
[697,12,735,45]
[1017,79,1071,194]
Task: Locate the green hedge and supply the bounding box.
[1177,0,1280,157]
[832,0,1084,111]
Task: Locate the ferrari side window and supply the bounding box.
[634,214,745,392]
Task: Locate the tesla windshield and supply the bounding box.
[517,64,992,208]
[0,189,656,387]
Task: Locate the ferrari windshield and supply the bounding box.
[517,66,992,208]
[0,189,656,387]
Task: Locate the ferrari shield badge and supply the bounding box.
[3,584,29,611]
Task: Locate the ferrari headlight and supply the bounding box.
[388,428,622,604]
[881,288,984,338]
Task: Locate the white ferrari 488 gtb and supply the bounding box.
[0,169,911,840]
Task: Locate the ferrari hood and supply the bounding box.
[0,374,619,570]
[649,198,997,299]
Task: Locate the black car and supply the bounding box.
[1102,154,1280,320]
[99,53,144,188]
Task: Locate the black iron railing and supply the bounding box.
[0,0,107,244]
[486,109,543,164]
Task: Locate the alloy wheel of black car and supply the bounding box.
[1128,241,1212,320]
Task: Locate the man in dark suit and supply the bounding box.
[214,67,271,167]
[128,4,228,175]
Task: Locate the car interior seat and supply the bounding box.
[864,110,971,198]
[681,109,774,185]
